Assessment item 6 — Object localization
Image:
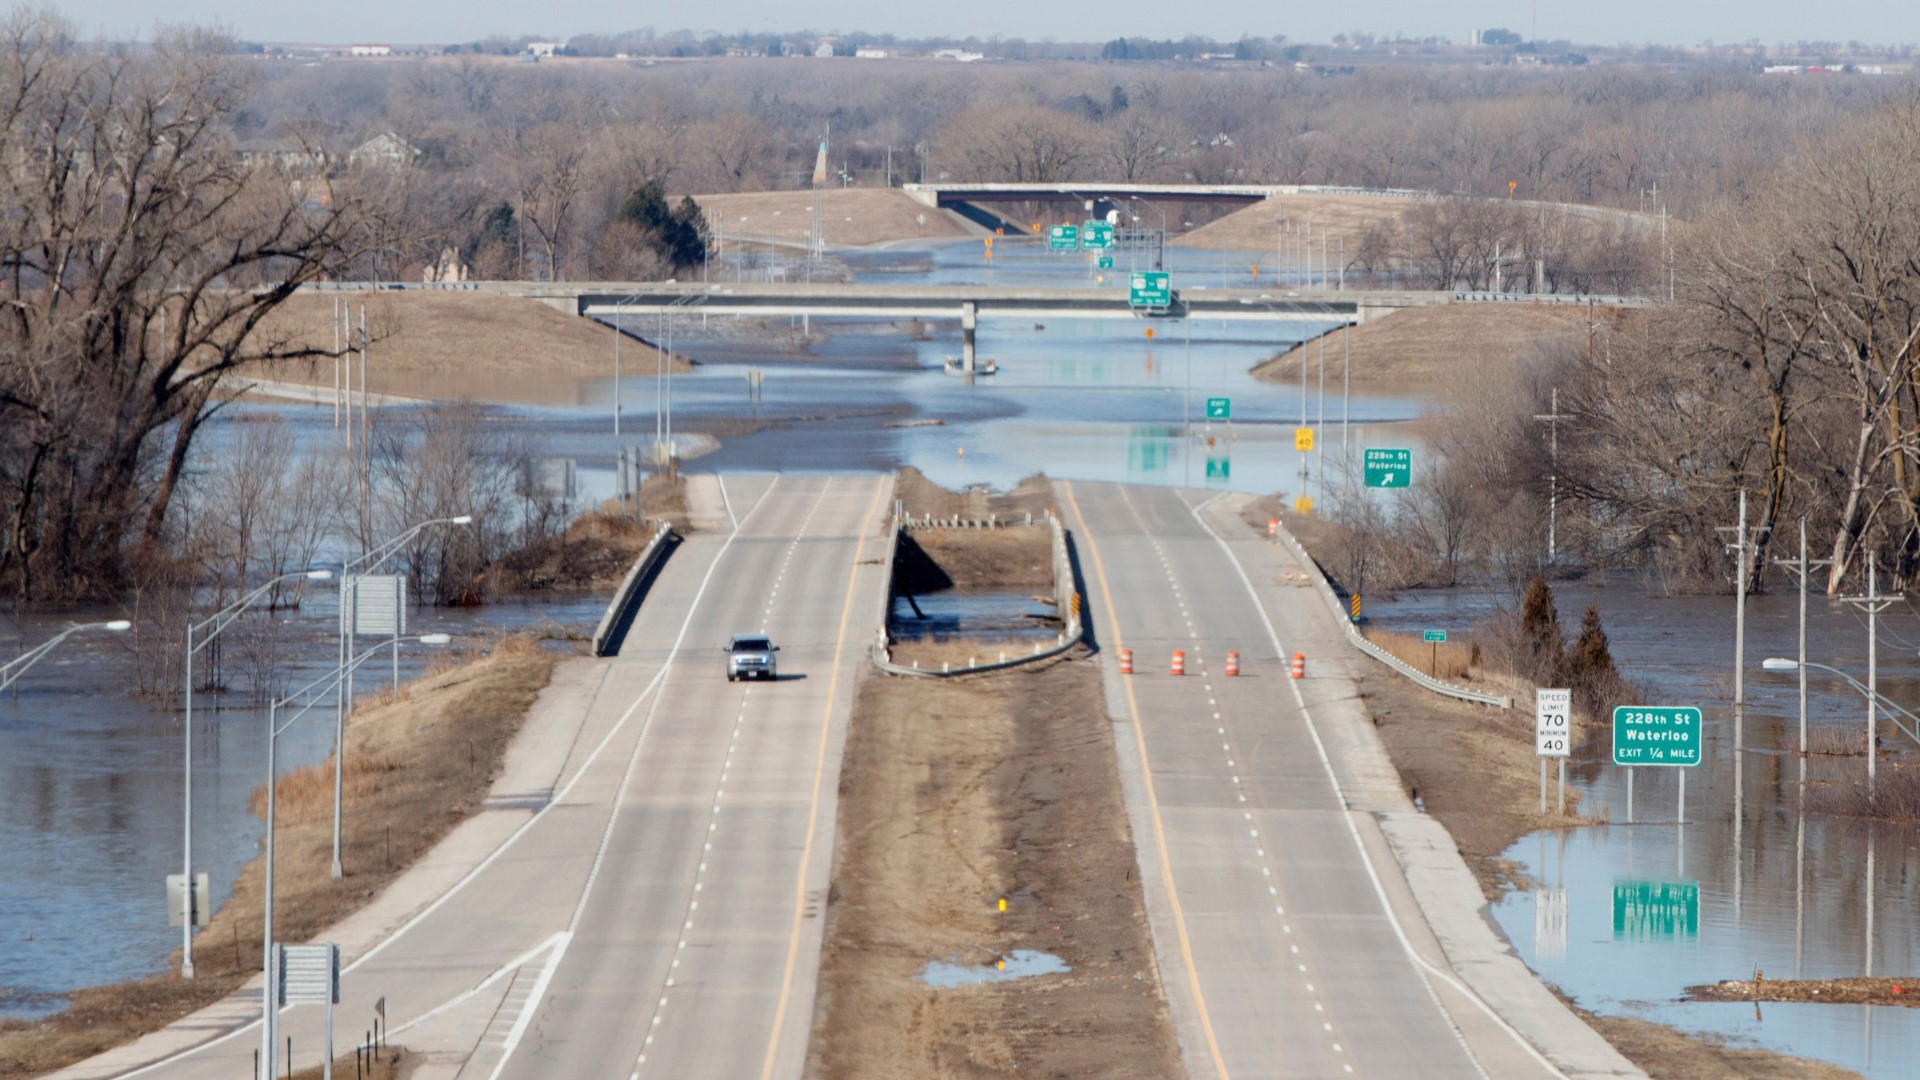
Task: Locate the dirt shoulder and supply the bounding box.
[248,290,690,404]
[1251,303,1597,394]
[807,655,1180,1078]
[1689,976,1920,1010]
[693,188,972,248]
[1244,498,1863,1079]
[0,640,563,1079]
[894,466,1055,521]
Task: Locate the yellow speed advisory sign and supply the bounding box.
[1294,427,1315,452]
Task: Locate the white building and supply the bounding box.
[349,44,391,57]
[932,48,983,62]
[527,42,560,57]
[349,131,420,169]
[855,47,889,59]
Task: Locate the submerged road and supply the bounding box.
[1063,481,1625,1080]
[96,474,889,1080]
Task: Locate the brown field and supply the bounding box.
[0,641,561,1078]
[808,658,1180,1078]
[1176,193,1421,253]
[694,188,974,247]
[1251,303,1596,393]
[248,290,686,402]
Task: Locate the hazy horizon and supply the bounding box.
[42,1,1920,50]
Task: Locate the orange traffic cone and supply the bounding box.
[1171,649,1186,676]
[1289,653,1306,679]
[1119,648,1133,675]
[1225,651,1240,676]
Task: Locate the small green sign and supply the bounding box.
[1206,456,1230,480]
[1048,224,1079,250]
[1363,448,1412,488]
[1612,880,1699,940]
[1097,255,1114,270]
[1423,629,1447,643]
[1612,706,1703,767]
[1129,270,1172,308]
[1205,397,1230,420]
[1081,221,1115,250]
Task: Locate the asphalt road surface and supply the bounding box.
[1064,480,1570,1080]
[110,474,889,1080]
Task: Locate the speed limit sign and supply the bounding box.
[1535,688,1572,757]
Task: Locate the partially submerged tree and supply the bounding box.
[0,12,384,601]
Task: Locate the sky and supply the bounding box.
[46,0,1920,48]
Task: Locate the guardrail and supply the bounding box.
[592,522,678,658]
[872,512,1085,678]
[1267,516,1512,709]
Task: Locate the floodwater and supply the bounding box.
[888,590,1060,643]
[0,593,603,1019]
[919,948,1070,988]
[1366,577,1920,1076]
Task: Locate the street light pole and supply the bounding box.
[263,633,451,1080]
[333,516,472,878]
[181,569,330,978]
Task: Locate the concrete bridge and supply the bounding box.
[900,181,1436,213]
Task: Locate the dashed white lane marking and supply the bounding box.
[1134,521,1354,1074]
[636,478,836,1071]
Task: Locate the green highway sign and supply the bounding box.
[1129,270,1172,308]
[1612,880,1699,940]
[1048,224,1079,250]
[1097,255,1114,270]
[1611,706,1703,766]
[1081,221,1115,250]
[1363,448,1412,488]
[1423,629,1447,643]
[1205,397,1230,420]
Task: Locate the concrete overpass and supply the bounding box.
[900,182,1436,211]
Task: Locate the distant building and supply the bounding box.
[855,47,889,59]
[813,42,835,58]
[348,44,391,57]
[1763,64,1803,74]
[527,42,560,57]
[349,131,419,169]
[932,48,984,62]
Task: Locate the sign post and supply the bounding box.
[1422,628,1446,676]
[1535,688,1571,814]
[1613,706,1703,823]
[1363,448,1412,488]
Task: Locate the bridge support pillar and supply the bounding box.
[961,301,977,372]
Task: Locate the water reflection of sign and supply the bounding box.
[1205,457,1230,481]
[1127,427,1170,473]
[1534,887,1567,960]
[1612,706,1702,766]
[1612,880,1699,940]
[1363,447,1412,488]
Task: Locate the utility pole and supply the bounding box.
[1532,389,1568,562]
[1772,518,1831,758]
[1717,491,1754,771]
[1843,552,1896,789]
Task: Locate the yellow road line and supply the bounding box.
[1062,480,1232,1080]
[759,476,888,1080]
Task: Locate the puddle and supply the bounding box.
[920,949,1070,988]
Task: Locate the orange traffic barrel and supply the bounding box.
[1268,517,1279,537]
[1225,651,1241,676]
[1171,649,1186,676]
[1119,648,1134,675]
[1289,652,1305,679]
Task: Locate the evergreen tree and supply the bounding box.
[1519,574,1565,684]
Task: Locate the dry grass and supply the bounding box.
[1175,193,1422,253]
[893,466,1055,521]
[693,188,972,247]
[1809,766,1920,820]
[0,640,560,1079]
[248,290,689,403]
[887,635,1062,671]
[808,660,1180,1077]
[1363,627,1482,682]
[1252,303,1596,393]
[290,1046,412,1080]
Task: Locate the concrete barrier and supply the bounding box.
[873,512,1085,678]
[592,522,679,658]
[1268,515,1512,709]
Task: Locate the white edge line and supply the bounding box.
[484,931,572,1080]
[1186,494,1571,1080]
[388,931,568,1038]
[110,476,778,1080]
